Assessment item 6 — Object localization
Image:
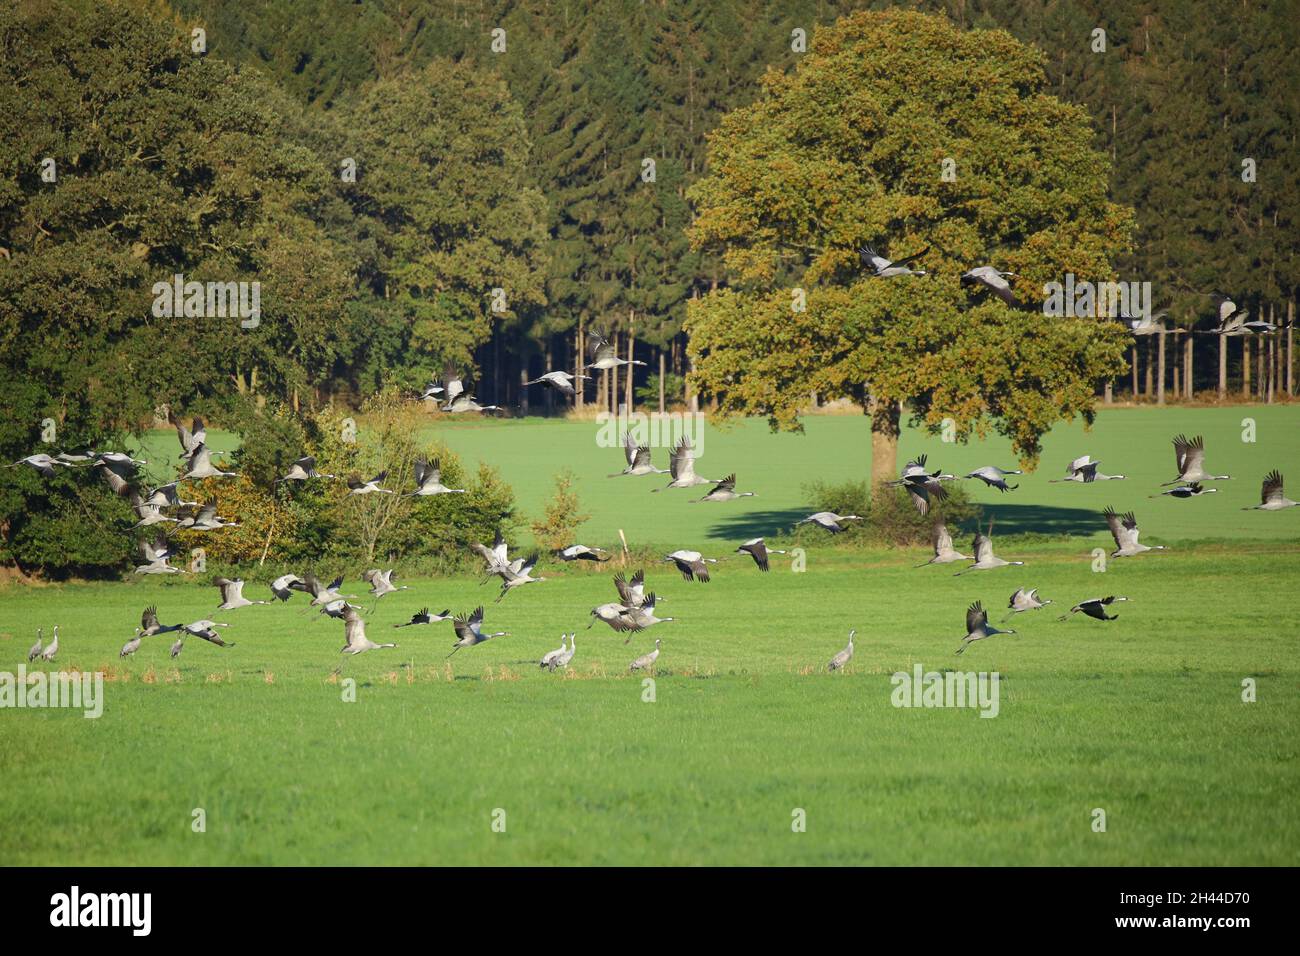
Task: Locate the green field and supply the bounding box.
[139,404,1300,548]
[3,405,1299,865]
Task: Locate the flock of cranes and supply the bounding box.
[10,384,1298,675]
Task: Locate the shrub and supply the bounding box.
[530,469,589,553]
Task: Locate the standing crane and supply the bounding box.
[827,629,855,671]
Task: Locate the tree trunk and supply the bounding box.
[519,367,530,416]
[1185,333,1194,399]
[1130,344,1139,398]
[867,394,900,494]
[576,320,585,413]
[658,349,666,413]
[1243,337,1251,398]
[1104,380,1113,404]
[1217,335,1226,401]
[1172,335,1181,398]
[1256,331,1264,399]
[1156,328,1166,405]
[544,340,555,416]
[625,312,635,414]
[1288,300,1295,395]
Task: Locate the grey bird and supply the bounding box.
[692,473,755,503]
[215,577,269,610]
[553,633,577,670]
[798,511,863,534]
[406,456,466,496]
[889,455,957,515]
[346,471,394,495]
[1152,482,1217,500]
[917,518,970,567]
[182,620,235,647]
[447,606,509,658]
[142,481,197,510]
[270,573,306,601]
[301,573,354,611]
[138,605,183,638]
[442,394,500,414]
[621,593,673,642]
[955,523,1024,575]
[395,607,453,628]
[174,416,206,458]
[827,629,856,671]
[39,625,58,662]
[524,370,589,399]
[495,554,545,603]
[179,442,237,480]
[319,599,360,620]
[1051,455,1125,483]
[1060,595,1128,622]
[277,455,336,483]
[119,635,142,658]
[363,568,410,605]
[964,465,1021,492]
[736,537,785,572]
[134,534,185,574]
[663,549,719,583]
[961,265,1018,305]
[472,529,522,584]
[860,244,929,277]
[8,454,70,478]
[332,606,397,674]
[27,628,43,662]
[956,601,1015,655]
[653,435,714,491]
[584,330,647,372]
[613,570,653,608]
[554,544,609,562]
[629,639,661,673]
[1004,587,1052,621]
[610,432,668,478]
[175,500,240,530]
[1104,507,1167,557]
[1244,471,1298,511]
[540,634,570,671]
[1165,435,1230,485]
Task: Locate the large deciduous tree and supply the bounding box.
[686,9,1133,488]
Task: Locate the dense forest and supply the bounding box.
[168,0,1300,409]
[1,0,1297,574]
[7,1,1296,414]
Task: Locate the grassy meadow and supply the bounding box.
[2,404,1298,865]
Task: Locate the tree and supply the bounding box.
[686,9,1133,488]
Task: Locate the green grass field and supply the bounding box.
[139,404,1300,548]
[3,405,1299,865]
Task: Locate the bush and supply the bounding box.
[530,469,589,552]
[798,478,982,547]
[158,390,520,575]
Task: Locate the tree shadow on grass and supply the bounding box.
[701,508,821,542]
[704,504,1100,541]
[976,503,1102,537]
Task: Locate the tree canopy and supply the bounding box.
[686,9,1134,483]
